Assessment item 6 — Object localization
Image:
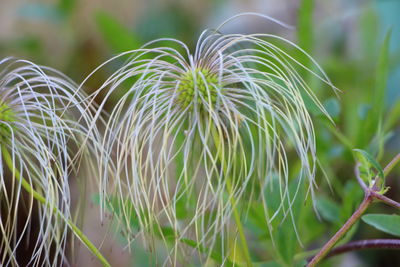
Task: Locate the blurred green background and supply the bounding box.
[1,0,399,266]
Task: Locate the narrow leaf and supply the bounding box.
[362,214,400,237]
[316,196,340,223]
[323,98,341,119]
[95,11,141,53]
[353,149,384,180]
[375,30,391,159]
[298,0,314,53]
[181,238,233,265]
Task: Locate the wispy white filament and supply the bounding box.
[87,23,337,265]
[0,58,96,266]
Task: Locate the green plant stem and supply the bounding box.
[2,145,111,267]
[382,152,400,176]
[211,127,253,267]
[371,191,400,209]
[225,175,253,267]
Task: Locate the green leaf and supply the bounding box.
[316,196,340,223]
[257,261,281,267]
[175,192,190,220]
[385,100,400,132]
[323,98,341,119]
[57,0,76,15]
[247,202,271,239]
[353,148,384,181]
[374,30,391,159]
[272,177,305,265]
[340,180,364,221]
[264,175,285,225]
[155,226,176,240]
[360,7,379,58]
[95,11,141,53]
[181,238,236,266]
[358,103,371,120]
[297,0,315,87]
[362,214,400,237]
[91,193,140,230]
[297,0,314,53]
[374,30,391,113]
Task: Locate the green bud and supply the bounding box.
[177,68,220,109]
[0,102,16,141]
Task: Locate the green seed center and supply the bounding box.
[177,68,219,109]
[0,102,16,139]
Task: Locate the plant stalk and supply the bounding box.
[2,145,110,267]
[371,191,400,209]
[326,239,400,259]
[307,194,373,266]
[211,127,253,267]
[383,153,400,175]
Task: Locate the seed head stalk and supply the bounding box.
[211,126,253,266]
[307,195,372,267]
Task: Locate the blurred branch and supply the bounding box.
[326,239,400,259]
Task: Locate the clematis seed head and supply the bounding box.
[85,14,339,265]
[0,57,98,266]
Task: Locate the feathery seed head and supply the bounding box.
[0,58,96,266]
[87,15,338,264]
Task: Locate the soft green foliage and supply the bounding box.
[96,11,141,53]
[369,30,391,159]
[362,214,400,237]
[353,149,385,182]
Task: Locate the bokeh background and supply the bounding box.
[1,0,399,266]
